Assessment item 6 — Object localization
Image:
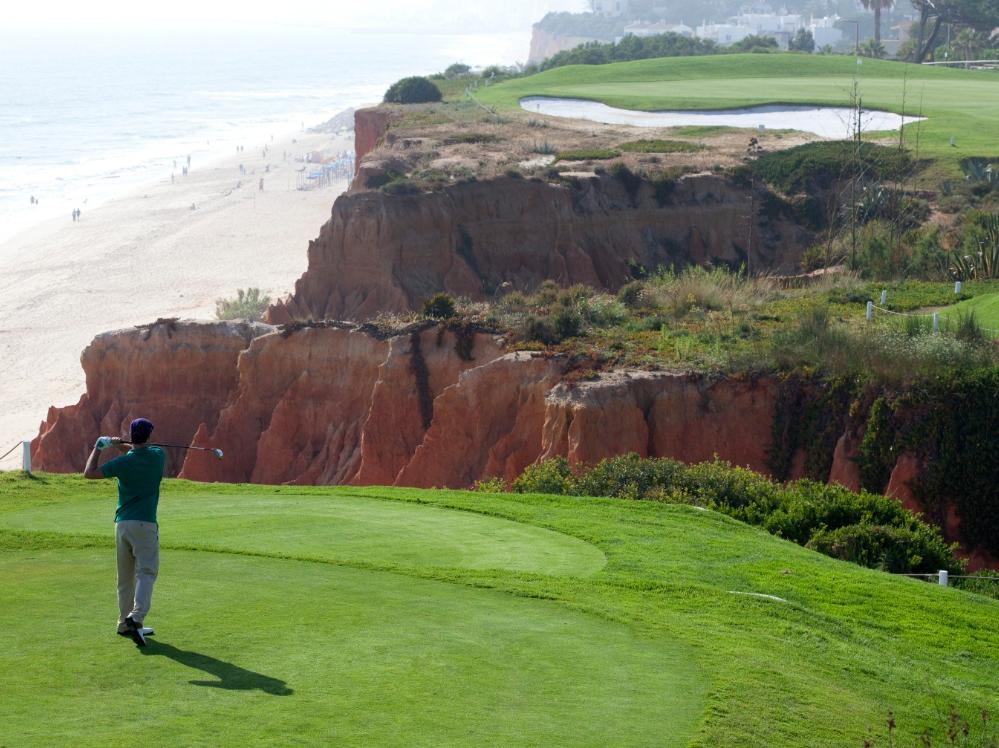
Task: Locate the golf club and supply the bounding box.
[123,441,224,460]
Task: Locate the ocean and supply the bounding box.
[0,26,528,244]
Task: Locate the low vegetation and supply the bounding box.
[214,288,270,321]
[618,138,705,154]
[384,76,443,105]
[508,453,965,577]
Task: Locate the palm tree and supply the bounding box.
[861,0,895,44]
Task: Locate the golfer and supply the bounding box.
[84,418,166,648]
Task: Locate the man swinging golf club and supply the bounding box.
[84,417,165,648]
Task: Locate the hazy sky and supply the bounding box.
[6,0,588,31]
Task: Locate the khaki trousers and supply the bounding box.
[115,520,159,626]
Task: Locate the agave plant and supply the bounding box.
[961,158,999,189]
[948,213,999,280]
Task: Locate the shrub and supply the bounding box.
[472,476,507,493]
[556,148,620,162]
[444,132,499,145]
[384,77,443,104]
[617,281,647,309]
[215,288,271,321]
[512,457,574,495]
[553,307,583,340]
[806,523,958,574]
[444,63,472,79]
[422,293,456,320]
[509,454,964,575]
[382,178,420,196]
[618,139,704,154]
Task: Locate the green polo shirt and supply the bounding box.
[101,447,166,523]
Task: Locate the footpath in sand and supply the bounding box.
[0,130,352,468]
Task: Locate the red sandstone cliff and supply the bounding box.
[353,108,395,175]
[268,173,811,323]
[31,319,269,475]
[36,321,780,487]
[32,320,997,569]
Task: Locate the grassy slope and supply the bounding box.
[937,291,999,334]
[1,474,997,746]
[478,54,999,177]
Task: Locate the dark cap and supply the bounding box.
[130,418,154,444]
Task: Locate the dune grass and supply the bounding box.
[1,472,997,746]
[478,54,999,178]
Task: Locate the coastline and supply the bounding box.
[0,127,353,468]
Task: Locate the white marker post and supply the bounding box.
[955,281,962,294]
[933,313,940,333]
[22,441,31,474]
[880,289,887,305]
[938,570,949,587]
[866,301,873,321]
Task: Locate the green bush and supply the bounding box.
[748,142,912,195]
[512,457,574,495]
[618,139,704,154]
[382,178,420,196]
[510,454,964,575]
[556,149,621,162]
[422,293,456,320]
[215,288,271,321]
[444,63,471,79]
[806,523,958,574]
[384,77,443,105]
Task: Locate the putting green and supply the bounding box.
[0,548,703,747]
[479,54,999,176]
[0,491,606,576]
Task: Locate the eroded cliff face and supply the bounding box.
[31,320,269,475]
[528,28,603,64]
[33,320,997,569]
[353,108,395,175]
[32,321,781,487]
[268,174,811,323]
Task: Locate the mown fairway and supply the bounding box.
[479,54,999,177]
[938,291,999,336]
[2,473,998,746]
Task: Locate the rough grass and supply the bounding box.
[455,272,999,378]
[1,473,997,746]
[478,54,999,178]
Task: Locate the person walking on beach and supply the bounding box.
[84,418,165,648]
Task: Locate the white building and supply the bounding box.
[696,10,842,50]
[621,21,694,39]
[695,22,755,46]
[591,0,631,16]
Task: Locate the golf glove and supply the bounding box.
[95,436,113,451]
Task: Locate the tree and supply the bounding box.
[861,0,895,44]
[444,63,471,79]
[384,77,443,105]
[860,38,887,58]
[790,28,816,52]
[911,0,999,62]
[728,34,779,53]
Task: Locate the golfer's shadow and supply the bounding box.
[140,640,293,695]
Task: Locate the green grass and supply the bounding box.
[618,139,706,154]
[479,54,999,177]
[1,473,998,746]
[556,147,621,162]
[935,291,999,338]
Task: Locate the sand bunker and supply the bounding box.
[521,97,924,138]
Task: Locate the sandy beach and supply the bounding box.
[0,129,353,468]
